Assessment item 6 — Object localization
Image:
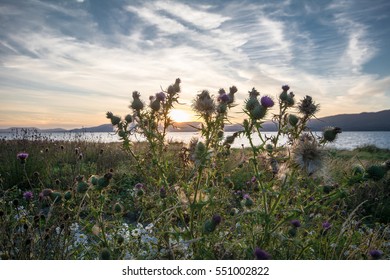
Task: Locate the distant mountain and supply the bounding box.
[307,110,390,131]
[1,110,389,133]
[69,124,114,133]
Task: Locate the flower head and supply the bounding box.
[155,92,166,102]
[254,248,271,260]
[193,90,215,116]
[293,134,323,175]
[291,219,301,228]
[369,250,382,260]
[212,214,222,225]
[17,152,28,163]
[282,85,290,92]
[260,96,274,108]
[23,191,33,201]
[298,95,319,116]
[322,221,332,230]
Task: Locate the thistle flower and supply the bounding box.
[291,219,301,228]
[218,93,230,103]
[322,221,332,231]
[260,96,274,108]
[282,85,290,92]
[248,88,260,98]
[288,114,299,126]
[150,98,161,111]
[293,134,323,175]
[254,248,271,260]
[298,95,319,116]
[159,187,167,199]
[227,86,237,104]
[193,90,215,115]
[369,250,382,260]
[23,191,33,201]
[155,92,166,102]
[17,152,28,164]
[212,214,222,225]
[323,127,342,142]
[131,91,144,111]
[125,114,133,123]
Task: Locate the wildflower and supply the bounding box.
[298,95,319,116]
[17,152,28,164]
[69,223,79,232]
[282,85,290,92]
[23,191,33,201]
[212,214,222,225]
[260,96,274,108]
[159,187,167,199]
[291,219,301,228]
[155,92,166,102]
[193,90,215,116]
[242,194,254,207]
[124,114,133,123]
[150,98,161,111]
[322,127,342,142]
[248,88,260,98]
[293,134,323,175]
[130,91,144,111]
[131,228,142,237]
[41,188,53,197]
[322,221,332,231]
[250,104,267,120]
[369,250,382,260]
[254,248,271,260]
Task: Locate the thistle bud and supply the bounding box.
[125,114,133,123]
[323,127,342,142]
[150,99,161,111]
[251,104,267,120]
[77,181,89,193]
[245,97,259,111]
[288,114,299,126]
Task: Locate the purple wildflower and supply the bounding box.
[17,152,29,163]
[156,92,166,102]
[322,221,332,230]
[243,194,251,200]
[254,248,271,260]
[251,176,257,183]
[23,191,33,201]
[260,96,274,108]
[212,214,222,225]
[282,85,290,92]
[218,93,230,103]
[291,219,301,228]
[134,183,144,189]
[369,250,382,260]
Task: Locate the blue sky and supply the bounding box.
[1,0,390,129]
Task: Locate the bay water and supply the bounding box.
[1,131,390,150]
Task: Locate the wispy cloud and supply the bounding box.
[0,0,389,128]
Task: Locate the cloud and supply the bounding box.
[0,0,389,128]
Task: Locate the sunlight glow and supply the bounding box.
[169,109,192,123]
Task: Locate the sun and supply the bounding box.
[169,109,192,123]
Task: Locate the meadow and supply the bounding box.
[1,79,389,260]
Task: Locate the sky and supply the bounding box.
[1,0,390,129]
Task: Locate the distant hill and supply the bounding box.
[307,110,390,131]
[1,110,389,133]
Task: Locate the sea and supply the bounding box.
[1,130,390,150]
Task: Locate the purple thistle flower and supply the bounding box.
[254,248,271,260]
[243,194,251,200]
[322,221,332,230]
[134,183,144,189]
[17,152,29,163]
[369,250,382,260]
[251,176,257,183]
[23,191,33,201]
[156,92,166,102]
[260,96,274,108]
[291,219,301,228]
[282,85,290,92]
[218,93,230,103]
[212,214,222,225]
